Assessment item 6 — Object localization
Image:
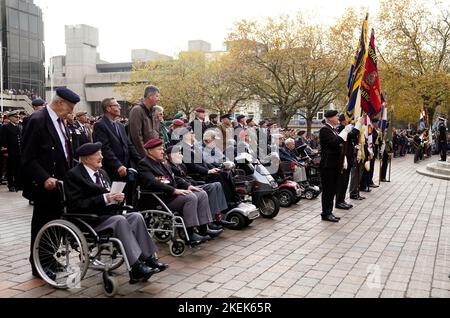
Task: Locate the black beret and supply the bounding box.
[144,139,164,150]
[77,142,102,157]
[56,88,80,104]
[297,130,306,136]
[258,120,266,126]
[246,118,254,125]
[236,115,246,122]
[324,110,339,118]
[220,114,232,120]
[32,98,45,107]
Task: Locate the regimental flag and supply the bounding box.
[360,29,382,118]
[345,14,369,123]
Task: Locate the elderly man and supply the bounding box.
[279,138,299,163]
[190,107,208,142]
[319,110,354,223]
[129,86,161,156]
[22,88,80,276]
[65,142,168,285]
[138,139,222,245]
[74,111,93,144]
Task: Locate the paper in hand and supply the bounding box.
[111,182,126,194]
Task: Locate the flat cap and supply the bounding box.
[77,142,102,157]
[324,110,339,118]
[32,98,45,107]
[56,88,80,104]
[195,107,206,113]
[144,139,164,150]
[236,115,246,122]
[172,119,184,127]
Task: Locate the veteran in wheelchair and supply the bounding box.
[32,142,168,296]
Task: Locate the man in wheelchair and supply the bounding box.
[137,138,223,245]
[65,142,168,285]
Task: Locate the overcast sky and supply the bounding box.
[34,0,379,64]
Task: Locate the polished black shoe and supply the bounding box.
[8,187,16,193]
[343,202,353,209]
[145,256,169,272]
[321,215,339,223]
[335,203,351,210]
[208,223,223,231]
[191,232,211,243]
[331,214,341,220]
[369,184,379,188]
[361,188,371,193]
[350,195,365,200]
[129,261,155,285]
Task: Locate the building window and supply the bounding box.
[19,12,28,31]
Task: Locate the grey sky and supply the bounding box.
[34,0,378,64]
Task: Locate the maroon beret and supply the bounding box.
[144,138,164,150]
[195,107,206,113]
[172,119,184,126]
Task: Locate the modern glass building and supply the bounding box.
[0,0,45,97]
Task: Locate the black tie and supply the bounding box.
[57,118,72,164]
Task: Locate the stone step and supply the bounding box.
[427,163,450,176]
[436,161,450,169]
[417,166,450,181]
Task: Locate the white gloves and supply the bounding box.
[339,124,354,142]
[357,149,362,163]
[365,161,371,172]
[355,117,364,131]
[343,157,348,170]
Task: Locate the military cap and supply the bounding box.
[220,114,232,120]
[324,110,339,118]
[7,111,20,117]
[195,107,206,113]
[144,138,164,150]
[32,98,45,107]
[56,88,80,104]
[77,142,102,157]
[236,115,246,122]
[172,119,184,127]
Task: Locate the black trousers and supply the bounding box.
[368,158,376,185]
[30,202,64,267]
[439,142,448,162]
[381,151,389,180]
[6,155,21,189]
[320,168,339,216]
[335,168,351,204]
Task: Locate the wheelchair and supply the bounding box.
[136,187,190,257]
[33,182,132,297]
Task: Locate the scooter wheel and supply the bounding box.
[259,196,280,219]
[305,191,315,200]
[226,213,247,230]
[278,189,294,208]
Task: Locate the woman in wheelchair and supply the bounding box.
[137,139,223,245]
[65,142,168,285]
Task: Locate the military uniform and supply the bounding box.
[438,119,448,162]
[1,117,23,191]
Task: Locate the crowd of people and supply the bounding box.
[0,84,448,286]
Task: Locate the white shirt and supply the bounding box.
[47,106,69,159]
[83,164,111,205]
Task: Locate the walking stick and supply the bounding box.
[387,155,392,182]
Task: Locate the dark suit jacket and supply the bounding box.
[337,126,360,168]
[93,116,142,181]
[319,124,344,169]
[21,108,73,202]
[1,123,22,156]
[138,156,190,199]
[65,164,123,226]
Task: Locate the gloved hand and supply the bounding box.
[339,124,354,142]
[357,149,362,163]
[355,117,364,131]
[365,161,371,172]
[343,156,348,170]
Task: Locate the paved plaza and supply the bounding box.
[0,155,449,298]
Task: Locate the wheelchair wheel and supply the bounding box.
[103,272,118,297]
[153,226,172,243]
[33,220,89,289]
[169,239,186,257]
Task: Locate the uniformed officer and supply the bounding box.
[319,110,354,222]
[21,88,80,277]
[1,111,23,192]
[438,117,448,162]
[22,99,46,131]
